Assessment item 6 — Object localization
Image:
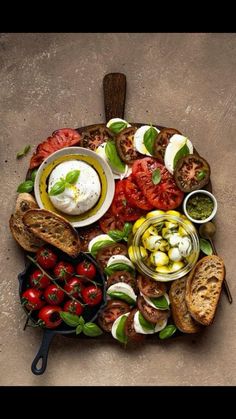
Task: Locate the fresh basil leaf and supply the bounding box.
[108,230,125,242]
[108,291,136,305]
[16,145,31,159]
[104,262,135,276]
[105,141,126,173]
[109,121,128,134]
[143,126,157,155]
[76,325,83,335]
[65,170,80,184]
[31,169,38,182]
[123,222,133,237]
[49,180,66,196]
[199,238,213,255]
[115,315,128,344]
[173,142,190,169]
[138,312,155,331]
[17,180,34,193]
[197,170,206,181]
[60,312,80,327]
[150,295,169,310]
[159,324,177,339]
[90,240,114,257]
[78,316,85,326]
[152,168,161,185]
[83,322,103,337]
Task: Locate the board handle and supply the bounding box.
[103,73,126,122]
[31,330,55,375]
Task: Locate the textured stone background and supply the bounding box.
[1,33,236,385]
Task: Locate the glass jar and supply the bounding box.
[132,214,200,282]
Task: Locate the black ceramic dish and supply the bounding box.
[18,250,106,375]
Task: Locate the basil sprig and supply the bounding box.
[115,315,128,344]
[60,313,103,337]
[90,240,114,257]
[105,141,126,173]
[197,170,206,181]
[108,222,132,242]
[139,312,155,331]
[17,168,38,193]
[108,121,128,134]
[173,140,190,169]
[108,291,136,305]
[152,168,161,185]
[16,145,31,159]
[150,295,169,310]
[199,238,213,255]
[159,324,177,339]
[143,126,158,155]
[49,169,80,196]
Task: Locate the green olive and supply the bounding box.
[199,222,216,239]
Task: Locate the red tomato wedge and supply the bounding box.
[29,128,81,169]
[132,157,184,210]
[124,175,153,211]
[111,180,144,221]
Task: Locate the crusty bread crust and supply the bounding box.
[9,193,44,252]
[23,209,80,257]
[185,255,225,326]
[169,277,202,333]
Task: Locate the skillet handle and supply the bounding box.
[31,330,55,375]
[103,73,126,122]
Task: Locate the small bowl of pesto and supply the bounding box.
[183,190,217,224]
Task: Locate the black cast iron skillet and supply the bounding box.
[21,73,214,375]
[19,251,106,375]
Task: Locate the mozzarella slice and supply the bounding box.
[107,282,137,303]
[164,134,193,174]
[111,313,130,341]
[88,234,114,253]
[96,143,131,179]
[140,291,170,310]
[107,255,135,270]
[133,310,168,334]
[134,125,160,156]
[106,118,131,131]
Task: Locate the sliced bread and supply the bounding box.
[185,255,225,326]
[9,193,44,252]
[169,277,202,334]
[23,209,80,257]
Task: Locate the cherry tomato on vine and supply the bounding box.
[38,305,62,329]
[29,269,50,290]
[44,284,64,305]
[63,300,84,316]
[53,261,74,281]
[81,285,103,306]
[36,247,58,269]
[64,277,85,298]
[22,288,45,311]
[76,260,96,280]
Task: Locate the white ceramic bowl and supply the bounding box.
[183,190,217,224]
[34,147,115,228]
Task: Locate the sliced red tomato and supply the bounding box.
[29,128,81,169]
[132,157,184,210]
[111,180,144,221]
[99,208,125,233]
[124,175,153,211]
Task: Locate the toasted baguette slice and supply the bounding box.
[169,277,202,334]
[23,209,80,257]
[185,255,225,326]
[9,193,44,252]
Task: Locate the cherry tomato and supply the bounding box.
[64,277,85,298]
[76,260,96,280]
[132,157,184,210]
[63,300,84,316]
[44,284,64,305]
[99,209,125,233]
[81,285,102,306]
[111,180,144,221]
[36,247,58,269]
[29,269,50,290]
[22,288,45,311]
[53,261,74,281]
[124,175,153,211]
[38,305,62,329]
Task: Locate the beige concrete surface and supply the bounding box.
[1,33,236,386]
